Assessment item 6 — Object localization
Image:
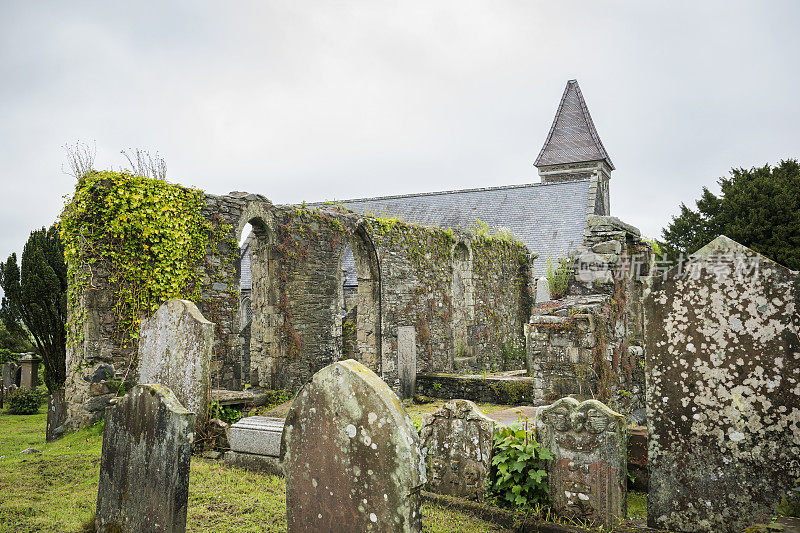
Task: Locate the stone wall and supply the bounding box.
[524,216,649,420]
[416,373,538,406]
[644,236,800,532]
[63,176,531,428]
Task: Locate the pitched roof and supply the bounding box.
[320,180,591,279]
[534,80,614,170]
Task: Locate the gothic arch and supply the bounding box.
[235,203,279,388]
[342,222,382,373]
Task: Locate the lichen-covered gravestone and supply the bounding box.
[96,384,195,533]
[281,359,426,532]
[419,399,495,500]
[398,326,416,399]
[46,388,68,442]
[537,397,627,528]
[645,236,800,532]
[137,299,213,423]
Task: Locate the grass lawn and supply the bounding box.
[0,410,509,533]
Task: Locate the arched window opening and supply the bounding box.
[452,242,474,369]
[341,227,381,373]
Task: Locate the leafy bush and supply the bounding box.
[0,348,19,364]
[500,339,525,362]
[5,388,43,415]
[209,400,242,425]
[545,257,573,300]
[489,423,552,508]
[777,477,800,517]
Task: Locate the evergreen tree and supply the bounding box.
[661,159,800,270]
[0,224,67,393]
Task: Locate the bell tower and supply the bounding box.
[534,80,613,215]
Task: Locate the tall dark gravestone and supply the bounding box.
[95,384,195,533]
[645,236,800,532]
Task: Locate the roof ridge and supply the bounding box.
[534,80,614,170]
[306,178,590,206]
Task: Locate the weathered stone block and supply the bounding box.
[592,239,622,255]
[96,384,195,533]
[419,400,495,500]
[536,277,551,303]
[18,354,39,390]
[228,416,285,457]
[537,397,627,529]
[137,299,214,423]
[398,326,416,399]
[281,359,426,532]
[46,389,68,442]
[645,236,800,532]
[223,450,283,476]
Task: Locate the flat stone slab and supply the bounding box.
[282,359,426,532]
[487,406,546,426]
[224,450,283,476]
[211,389,274,407]
[228,416,285,457]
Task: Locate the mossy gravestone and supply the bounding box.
[281,359,426,532]
[645,236,800,532]
[537,397,627,529]
[137,299,213,424]
[96,384,194,533]
[419,399,495,501]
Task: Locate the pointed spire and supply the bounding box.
[534,80,614,170]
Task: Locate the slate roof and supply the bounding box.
[240,237,253,291]
[317,180,591,279]
[534,80,614,170]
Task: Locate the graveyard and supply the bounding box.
[0,81,797,532]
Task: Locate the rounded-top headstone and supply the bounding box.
[281,359,426,532]
[137,299,213,423]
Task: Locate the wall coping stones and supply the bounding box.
[586,215,641,237]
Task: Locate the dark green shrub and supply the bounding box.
[489,423,553,508]
[5,388,43,415]
[0,348,18,364]
[210,400,242,425]
[777,477,800,517]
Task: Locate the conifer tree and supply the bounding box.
[0,224,67,393]
[662,159,800,270]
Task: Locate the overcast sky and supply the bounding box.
[1,1,798,266]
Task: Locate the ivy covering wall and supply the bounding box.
[61,170,230,360]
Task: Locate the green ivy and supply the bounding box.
[209,400,242,425]
[489,423,553,508]
[61,171,214,350]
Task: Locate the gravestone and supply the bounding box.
[281,359,426,532]
[2,362,19,389]
[137,299,213,423]
[398,326,416,399]
[96,384,194,533]
[645,236,800,532]
[46,389,68,442]
[224,416,285,475]
[537,397,627,528]
[535,276,551,303]
[18,354,39,389]
[419,399,495,500]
